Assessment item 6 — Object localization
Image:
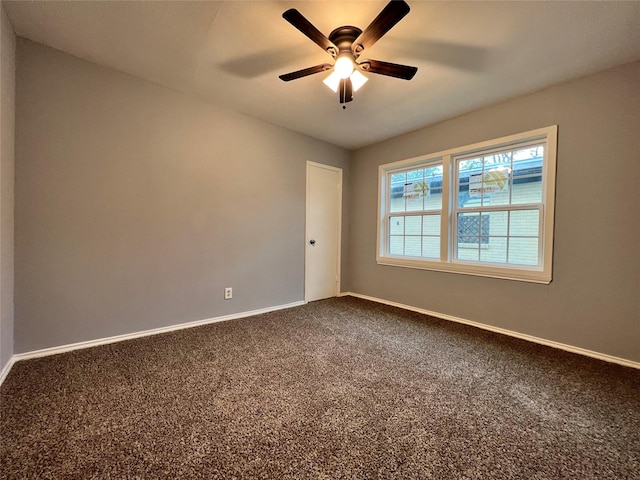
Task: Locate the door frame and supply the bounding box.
[305,161,343,303]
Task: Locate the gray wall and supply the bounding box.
[0,4,16,372]
[14,40,349,353]
[10,37,640,365]
[347,61,640,363]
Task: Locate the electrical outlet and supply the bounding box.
[224,287,232,300]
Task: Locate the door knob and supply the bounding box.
[309,239,316,246]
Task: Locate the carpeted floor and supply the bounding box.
[1,296,639,479]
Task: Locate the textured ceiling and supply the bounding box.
[4,1,640,149]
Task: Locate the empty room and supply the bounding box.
[1,1,639,478]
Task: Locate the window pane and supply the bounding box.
[389,216,404,235]
[485,167,511,207]
[407,169,423,181]
[508,237,539,266]
[513,145,543,161]
[509,210,539,237]
[422,237,440,259]
[457,213,481,241]
[389,183,405,213]
[405,236,422,256]
[482,152,511,206]
[486,211,508,236]
[512,147,543,205]
[391,172,406,184]
[423,214,440,234]
[389,236,404,255]
[484,151,511,170]
[423,165,443,210]
[481,237,507,264]
[406,194,423,212]
[457,240,479,261]
[390,171,408,213]
[458,157,481,208]
[458,235,478,245]
[405,216,421,235]
[511,175,542,205]
[459,157,482,175]
[425,183,442,210]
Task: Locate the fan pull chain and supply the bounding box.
[342,81,347,109]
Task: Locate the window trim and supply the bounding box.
[377,126,558,284]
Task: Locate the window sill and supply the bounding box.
[376,256,552,284]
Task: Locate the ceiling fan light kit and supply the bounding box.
[323,65,368,94]
[279,0,418,107]
[334,55,355,79]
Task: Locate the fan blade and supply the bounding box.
[339,78,353,104]
[279,64,332,82]
[283,9,338,57]
[360,59,417,80]
[352,0,410,55]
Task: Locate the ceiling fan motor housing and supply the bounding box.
[328,26,362,58]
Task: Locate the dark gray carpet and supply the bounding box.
[1,296,639,479]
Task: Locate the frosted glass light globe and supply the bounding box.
[334,56,354,79]
[350,70,368,91]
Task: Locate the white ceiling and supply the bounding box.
[4,1,640,150]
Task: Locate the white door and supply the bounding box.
[305,162,342,302]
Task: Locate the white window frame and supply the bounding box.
[377,126,558,284]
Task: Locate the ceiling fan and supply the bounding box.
[279,0,418,107]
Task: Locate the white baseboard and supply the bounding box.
[0,356,16,386]
[0,300,305,386]
[3,294,637,388]
[342,292,640,370]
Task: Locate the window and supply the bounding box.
[377,126,557,283]
[388,164,443,259]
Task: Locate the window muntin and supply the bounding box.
[377,126,557,283]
